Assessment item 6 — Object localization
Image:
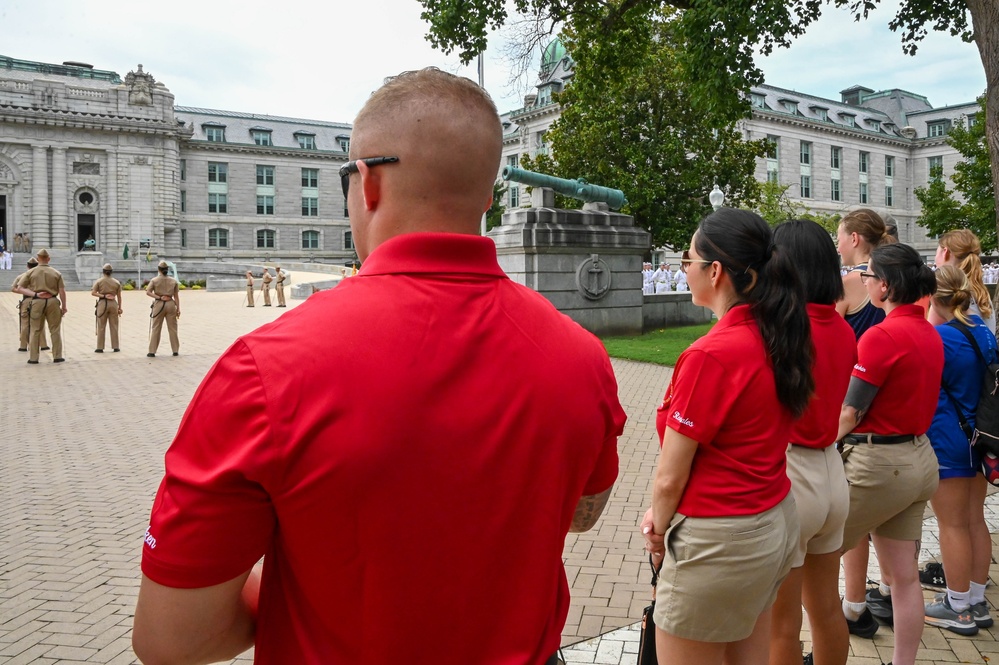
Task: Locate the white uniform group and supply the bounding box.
[641,261,687,293]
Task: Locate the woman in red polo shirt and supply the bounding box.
[837,242,942,665]
[769,220,857,665]
[642,208,814,664]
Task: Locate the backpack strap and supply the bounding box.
[948,319,991,370]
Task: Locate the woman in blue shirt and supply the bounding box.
[924,264,999,635]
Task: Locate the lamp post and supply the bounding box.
[709,184,725,211]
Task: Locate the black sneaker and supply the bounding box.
[846,606,879,638]
[920,561,946,591]
[803,653,813,665]
[866,587,894,625]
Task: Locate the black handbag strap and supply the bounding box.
[948,319,991,370]
[648,553,661,586]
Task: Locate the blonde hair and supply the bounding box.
[933,264,974,325]
[840,208,896,249]
[939,229,992,319]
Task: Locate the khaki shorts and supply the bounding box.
[841,434,939,549]
[653,493,798,642]
[787,444,849,566]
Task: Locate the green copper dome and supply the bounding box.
[540,39,567,76]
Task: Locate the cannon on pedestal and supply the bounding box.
[501,166,627,211]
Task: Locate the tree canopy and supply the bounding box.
[915,98,996,252]
[419,0,999,240]
[515,7,764,249]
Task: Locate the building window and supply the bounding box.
[208,227,229,248]
[535,131,548,156]
[256,229,276,249]
[767,169,779,183]
[208,193,227,214]
[782,100,797,114]
[205,126,225,142]
[180,190,186,213]
[302,230,320,249]
[180,229,187,248]
[968,114,980,128]
[509,185,519,207]
[301,168,319,188]
[766,136,779,160]
[296,133,316,149]
[302,196,318,216]
[815,108,828,122]
[208,162,228,183]
[830,146,841,170]
[885,156,895,177]
[842,114,856,128]
[859,151,869,174]
[869,119,881,132]
[338,137,350,152]
[750,93,766,109]
[800,175,811,198]
[344,230,354,251]
[831,179,841,202]
[859,182,868,204]
[257,195,275,215]
[799,141,811,165]
[252,130,273,146]
[180,159,186,181]
[507,154,520,168]
[928,156,943,181]
[256,165,275,186]
[928,121,949,138]
[885,185,894,207]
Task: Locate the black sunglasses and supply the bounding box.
[339,157,400,198]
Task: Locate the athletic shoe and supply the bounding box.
[94,349,103,353]
[53,358,65,363]
[17,347,26,352]
[40,346,50,351]
[147,353,155,358]
[924,595,978,635]
[919,561,946,590]
[846,606,878,638]
[971,601,994,628]
[866,587,894,625]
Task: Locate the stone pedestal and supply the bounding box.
[489,197,651,336]
[75,251,105,286]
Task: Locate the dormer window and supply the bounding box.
[927,120,950,138]
[750,93,766,109]
[251,129,273,146]
[779,98,798,114]
[202,122,226,142]
[840,113,856,128]
[811,107,828,122]
[869,119,881,132]
[336,134,350,152]
[295,131,317,150]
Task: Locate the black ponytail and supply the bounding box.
[695,208,814,417]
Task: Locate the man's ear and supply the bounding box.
[357,160,381,212]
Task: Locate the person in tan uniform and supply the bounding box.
[91,262,122,353]
[12,248,66,364]
[275,266,287,307]
[11,256,48,352]
[261,269,273,306]
[245,271,255,307]
[146,260,180,357]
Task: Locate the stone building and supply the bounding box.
[500,43,980,255]
[0,55,353,279]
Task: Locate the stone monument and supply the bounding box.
[490,168,651,336]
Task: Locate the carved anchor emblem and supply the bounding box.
[576,253,612,301]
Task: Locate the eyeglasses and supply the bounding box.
[680,249,713,274]
[859,271,881,284]
[339,157,400,197]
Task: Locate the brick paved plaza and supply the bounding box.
[3,284,999,664]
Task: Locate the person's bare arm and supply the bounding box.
[132,565,260,665]
[570,487,613,532]
[58,285,67,314]
[651,429,698,538]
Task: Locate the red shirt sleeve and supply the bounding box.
[141,341,279,588]
[660,349,734,444]
[852,326,894,388]
[582,354,626,495]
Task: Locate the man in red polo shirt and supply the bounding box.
[131,68,626,665]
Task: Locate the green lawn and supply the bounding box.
[601,322,714,366]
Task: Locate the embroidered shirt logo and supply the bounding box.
[144,526,157,549]
[854,363,867,373]
[672,411,694,428]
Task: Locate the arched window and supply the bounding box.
[256,229,276,249]
[208,228,229,248]
[302,230,320,250]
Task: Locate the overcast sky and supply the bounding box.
[0,0,986,123]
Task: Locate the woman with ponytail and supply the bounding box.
[836,208,896,339]
[641,208,813,664]
[937,229,995,332]
[837,243,943,665]
[921,265,998,636]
